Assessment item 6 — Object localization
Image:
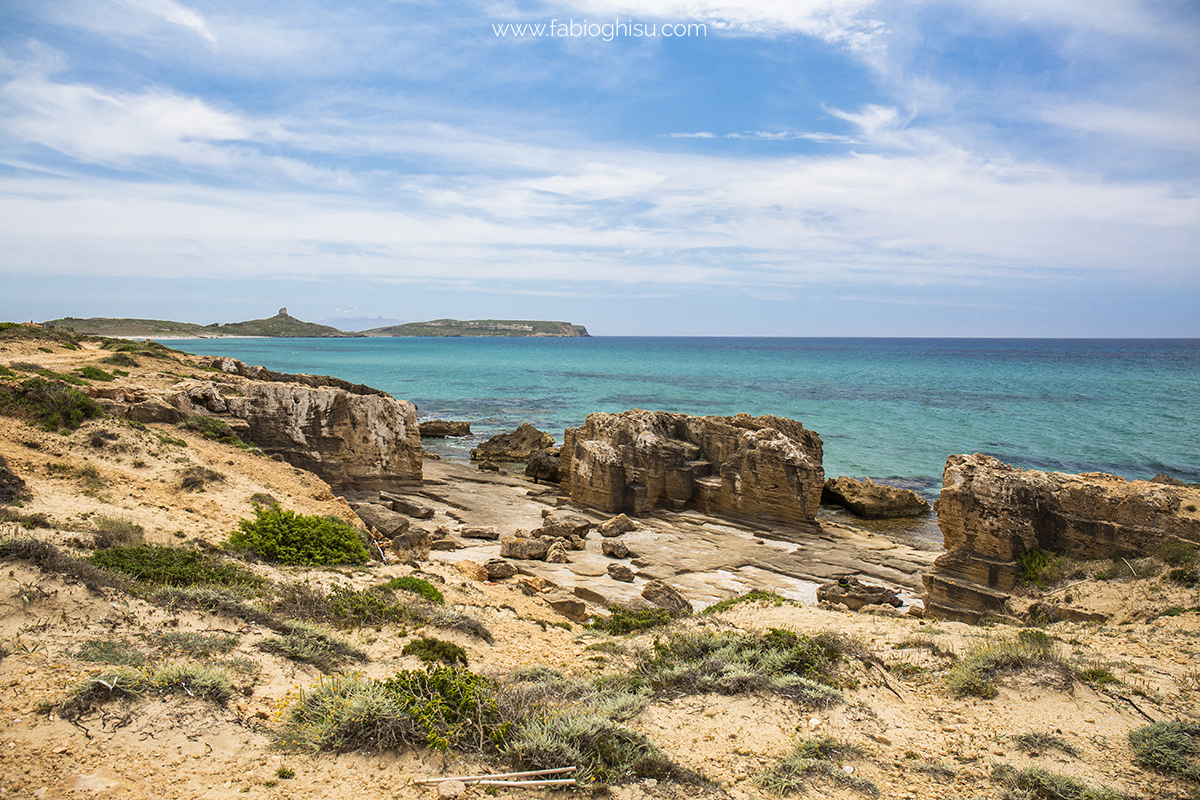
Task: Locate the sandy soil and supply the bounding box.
[2,335,1198,800]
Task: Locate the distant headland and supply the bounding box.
[43,310,590,339]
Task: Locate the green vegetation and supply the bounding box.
[0,378,104,431]
[178,415,249,446]
[92,516,145,548]
[75,639,148,667]
[1013,731,1082,759]
[428,609,493,643]
[0,537,126,592]
[86,544,262,588]
[101,352,139,368]
[946,632,1063,699]
[1128,719,1200,783]
[53,664,233,719]
[226,507,369,566]
[366,318,588,337]
[179,465,226,491]
[589,606,676,635]
[326,584,412,628]
[402,637,468,666]
[380,575,445,604]
[702,589,789,615]
[154,630,240,657]
[73,366,115,382]
[992,764,1121,800]
[258,623,362,674]
[1076,664,1119,687]
[756,736,876,796]
[1017,548,1072,589]
[275,767,295,780]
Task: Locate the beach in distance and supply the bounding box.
[167,335,1200,492]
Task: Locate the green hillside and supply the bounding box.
[364,318,589,337]
[45,309,350,338]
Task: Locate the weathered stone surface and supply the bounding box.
[608,563,635,582]
[568,534,586,551]
[127,398,185,424]
[534,512,592,539]
[454,560,489,581]
[420,420,471,437]
[356,503,410,537]
[816,577,901,611]
[601,538,631,559]
[0,454,29,504]
[597,513,637,537]
[545,541,570,563]
[560,410,823,525]
[822,476,931,519]
[500,536,550,560]
[460,526,499,540]
[429,539,459,551]
[470,423,555,462]
[574,585,611,606]
[391,527,431,561]
[641,579,691,613]
[525,448,562,483]
[380,492,435,519]
[484,558,517,580]
[924,453,1200,624]
[543,591,589,622]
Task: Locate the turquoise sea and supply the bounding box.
[166,337,1200,497]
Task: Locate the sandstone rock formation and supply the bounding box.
[816,577,901,611]
[559,410,824,525]
[641,579,692,613]
[607,563,635,582]
[601,538,631,559]
[470,423,554,462]
[597,514,636,537]
[923,454,1200,624]
[88,355,422,492]
[500,536,550,560]
[484,558,517,580]
[418,420,471,437]
[355,503,410,537]
[524,448,561,483]
[822,476,931,518]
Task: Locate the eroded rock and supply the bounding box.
[601,538,631,559]
[816,577,901,611]
[641,579,691,613]
[356,503,410,537]
[500,536,550,560]
[420,420,471,437]
[484,558,517,580]
[470,423,555,462]
[822,476,931,519]
[607,563,635,582]
[525,448,562,483]
[597,513,636,537]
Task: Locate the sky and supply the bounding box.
[1,0,1198,336]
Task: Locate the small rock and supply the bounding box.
[873,734,892,746]
[598,513,637,537]
[500,536,550,560]
[437,779,467,800]
[543,591,589,622]
[454,560,489,582]
[460,526,499,540]
[484,558,517,580]
[545,541,571,563]
[641,579,690,614]
[607,564,635,582]
[809,717,822,730]
[601,538,631,559]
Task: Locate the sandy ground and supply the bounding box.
[2,335,1198,800]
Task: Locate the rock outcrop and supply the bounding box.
[419,420,471,437]
[470,423,555,462]
[816,577,902,611]
[923,454,1200,624]
[822,476,931,518]
[524,448,561,483]
[559,410,824,525]
[89,355,422,491]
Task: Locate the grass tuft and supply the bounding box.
[380,575,444,604]
[756,736,876,796]
[1128,719,1200,783]
[54,664,233,719]
[946,633,1062,699]
[702,589,789,615]
[86,544,263,588]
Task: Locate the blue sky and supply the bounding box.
[1,0,1197,335]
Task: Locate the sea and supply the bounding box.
[164,337,1200,501]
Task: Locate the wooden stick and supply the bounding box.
[412,767,575,785]
[476,779,577,787]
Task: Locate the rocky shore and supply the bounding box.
[2,328,1198,800]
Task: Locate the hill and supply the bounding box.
[45,308,350,338]
[364,318,589,337]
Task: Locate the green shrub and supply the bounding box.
[1017,548,1070,589]
[402,637,468,666]
[1076,665,1118,687]
[86,544,262,587]
[326,584,410,628]
[178,415,255,450]
[1129,719,1200,783]
[1155,539,1198,567]
[101,353,139,368]
[75,639,147,667]
[92,516,145,548]
[381,575,444,604]
[946,634,1061,699]
[428,609,493,643]
[702,589,788,615]
[74,366,115,382]
[0,378,103,431]
[258,623,362,674]
[54,664,233,719]
[154,630,240,657]
[589,606,675,635]
[0,537,126,592]
[992,764,1121,800]
[226,507,368,566]
[1013,731,1082,758]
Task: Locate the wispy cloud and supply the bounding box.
[114,0,219,47]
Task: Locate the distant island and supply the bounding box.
[43,310,590,339]
[362,319,589,337]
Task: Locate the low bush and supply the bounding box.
[1128,719,1200,783]
[226,507,369,566]
[0,378,103,431]
[1013,731,1082,758]
[92,516,145,548]
[428,609,493,643]
[259,626,360,674]
[756,736,876,796]
[589,606,675,635]
[86,544,262,588]
[992,764,1121,800]
[381,575,444,604]
[53,665,233,719]
[946,633,1063,699]
[326,584,411,628]
[1017,548,1071,590]
[178,466,225,491]
[702,589,788,615]
[0,537,126,592]
[154,630,240,657]
[402,637,468,666]
[101,353,139,368]
[178,415,256,451]
[75,639,148,667]
[73,366,115,382]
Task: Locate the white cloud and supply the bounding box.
[1038,102,1200,150]
[113,0,218,47]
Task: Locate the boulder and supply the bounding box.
[525,448,562,483]
[380,492,435,519]
[484,558,517,580]
[573,586,612,607]
[568,534,586,551]
[822,476,931,519]
[460,526,499,540]
[419,420,471,437]
[0,455,29,504]
[127,398,185,424]
[470,423,555,462]
[391,527,431,562]
[543,591,589,623]
[454,560,489,582]
[500,536,550,560]
[607,564,635,582]
[924,454,1200,624]
[816,577,901,611]
[597,513,636,537]
[535,511,592,539]
[559,410,824,525]
[641,579,691,614]
[356,504,410,537]
[545,541,570,563]
[601,538,631,559]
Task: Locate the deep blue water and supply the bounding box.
[164,337,1200,496]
